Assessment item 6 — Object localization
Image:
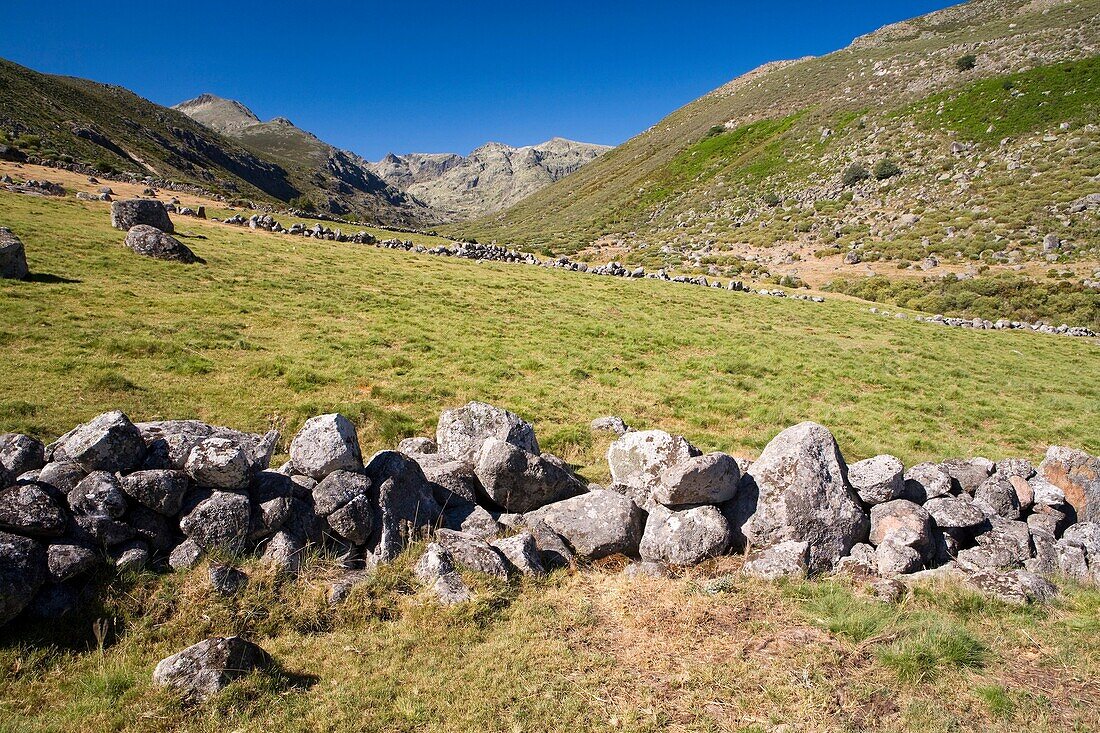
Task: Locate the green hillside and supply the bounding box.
[449,0,1100,280]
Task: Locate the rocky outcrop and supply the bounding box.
[152,636,270,701]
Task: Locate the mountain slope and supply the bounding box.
[174,94,428,225]
[371,138,610,220]
[0,58,300,203]
[450,0,1100,281]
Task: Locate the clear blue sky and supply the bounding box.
[1,0,955,160]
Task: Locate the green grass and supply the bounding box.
[911,57,1100,143]
[1,191,1098,471]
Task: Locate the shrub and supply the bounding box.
[93,160,115,174]
[956,54,977,72]
[762,191,781,207]
[874,159,902,180]
[842,163,870,187]
[703,125,726,139]
[289,195,316,213]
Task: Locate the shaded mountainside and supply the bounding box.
[371,138,611,221]
[449,0,1100,282]
[174,94,428,226]
[0,58,299,203]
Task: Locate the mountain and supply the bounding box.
[174,94,428,225]
[0,58,303,203]
[371,138,611,220]
[450,0,1100,281]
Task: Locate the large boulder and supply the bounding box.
[35,462,88,495]
[848,455,904,505]
[743,422,869,573]
[0,484,67,537]
[365,451,441,561]
[606,430,696,507]
[653,452,740,507]
[152,637,270,701]
[52,410,146,473]
[289,414,363,479]
[639,504,731,566]
[962,569,1057,605]
[46,542,97,583]
[119,470,189,516]
[137,420,277,473]
[0,227,30,280]
[0,433,45,477]
[0,530,47,625]
[178,491,250,552]
[474,437,584,513]
[525,489,643,559]
[491,532,545,576]
[111,199,174,233]
[123,225,197,263]
[1039,446,1100,523]
[436,402,539,463]
[184,437,252,491]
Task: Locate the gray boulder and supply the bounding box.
[1039,446,1100,522]
[1062,522,1100,559]
[0,433,45,477]
[653,452,740,507]
[491,532,545,576]
[35,462,88,495]
[289,414,363,479]
[974,474,1022,520]
[184,438,252,490]
[901,462,953,503]
[590,416,630,435]
[119,470,189,516]
[397,437,437,455]
[152,637,269,702]
[0,484,67,537]
[53,410,145,473]
[940,458,993,494]
[179,491,250,551]
[743,422,869,573]
[474,437,584,513]
[924,495,987,534]
[526,489,643,559]
[208,564,248,596]
[434,528,509,578]
[260,530,305,575]
[743,540,809,580]
[875,535,925,577]
[848,455,904,505]
[606,430,696,507]
[68,471,128,519]
[413,543,472,604]
[46,542,97,582]
[124,225,197,263]
[0,530,47,625]
[436,401,539,463]
[168,538,204,570]
[0,227,29,280]
[138,420,277,473]
[869,499,933,554]
[365,451,441,561]
[111,199,174,233]
[639,504,731,566]
[957,518,1032,571]
[623,560,671,579]
[440,502,501,541]
[111,540,149,572]
[962,569,1057,605]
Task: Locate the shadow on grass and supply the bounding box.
[25,272,81,284]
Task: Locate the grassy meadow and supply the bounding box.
[1,190,1100,732]
[1,191,1098,473]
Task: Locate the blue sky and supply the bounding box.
[0,1,955,160]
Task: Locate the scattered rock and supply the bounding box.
[590,416,630,435]
[152,636,270,702]
[491,532,545,576]
[434,528,509,578]
[413,543,472,604]
[0,228,30,280]
[124,225,198,263]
